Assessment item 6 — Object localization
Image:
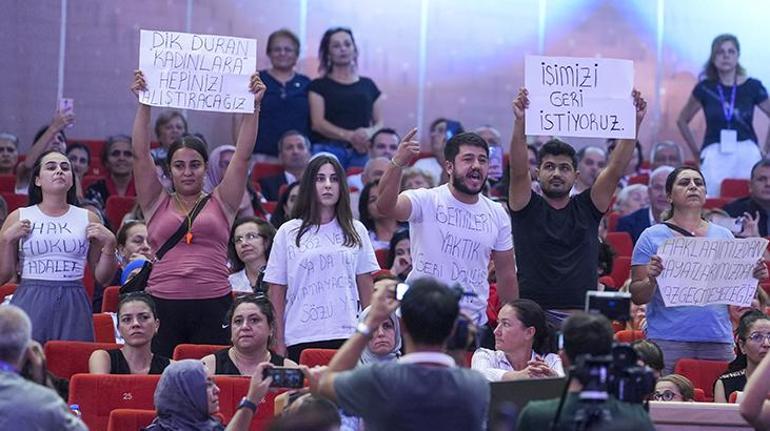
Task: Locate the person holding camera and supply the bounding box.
[309,277,489,431]
[517,313,654,431]
[0,305,87,430]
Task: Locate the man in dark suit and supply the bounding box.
[258,130,310,201]
[723,159,770,237]
[617,165,674,244]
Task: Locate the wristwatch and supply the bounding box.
[356,322,374,338]
[237,397,257,413]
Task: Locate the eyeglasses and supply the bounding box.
[747,332,770,344]
[110,150,133,158]
[652,390,680,401]
[234,232,266,244]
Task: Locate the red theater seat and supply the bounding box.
[628,174,649,185]
[44,341,121,379]
[674,358,729,402]
[375,248,389,269]
[250,163,284,183]
[69,374,160,431]
[614,330,645,343]
[299,348,337,368]
[106,409,156,431]
[93,313,117,343]
[81,175,105,191]
[214,376,288,430]
[105,196,136,229]
[704,197,728,209]
[610,256,631,289]
[606,211,621,233]
[1,192,27,212]
[720,178,750,199]
[172,344,228,361]
[0,283,17,302]
[0,174,14,192]
[605,232,633,257]
[101,286,120,313]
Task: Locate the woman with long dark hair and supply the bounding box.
[129,70,266,357]
[359,180,400,250]
[265,155,380,362]
[308,28,383,169]
[270,181,299,229]
[677,34,770,196]
[631,166,769,374]
[0,150,117,343]
[471,299,563,381]
[714,310,770,402]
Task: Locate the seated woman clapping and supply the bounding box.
[89,292,170,374]
[472,299,563,381]
[203,294,297,375]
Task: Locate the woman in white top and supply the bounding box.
[0,151,117,343]
[228,217,276,295]
[265,154,380,362]
[472,298,564,381]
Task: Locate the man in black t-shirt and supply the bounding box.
[507,88,647,325]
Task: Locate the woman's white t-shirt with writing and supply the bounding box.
[264,218,380,346]
[403,184,513,325]
[19,205,89,281]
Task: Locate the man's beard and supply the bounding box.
[452,172,486,195]
[541,182,570,199]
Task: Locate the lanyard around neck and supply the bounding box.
[716,79,737,126]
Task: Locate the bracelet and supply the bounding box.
[390,158,405,168]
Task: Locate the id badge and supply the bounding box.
[720,129,738,154]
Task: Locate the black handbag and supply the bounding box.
[120,194,211,294]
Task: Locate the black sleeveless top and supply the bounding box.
[107,349,171,375]
[717,369,747,400]
[213,348,285,375]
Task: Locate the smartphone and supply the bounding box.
[263,367,304,388]
[396,283,410,301]
[711,215,744,234]
[58,98,75,128]
[488,145,504,181]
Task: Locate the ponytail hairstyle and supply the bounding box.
[507,299,555,355]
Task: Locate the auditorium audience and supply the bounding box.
[613,183,649,217]
[205,145,256,219]
[202,295,297,375]
[678,33,770,196]
[617,165,675,244]
[0,151,117,343]
[265,155,379,361]
[399,167,434,191]
[608,138,645,185]
[228,217,276,294]
[649,141,684,170]
[654,374,695,402]
[386,229,411,281]
[310,277,490,431]
[309,27,384,169]
[251,29,311,162]
[0,132,19,175]
[258,131,311,201]
[472,299,563,381]
[84,135,136,211]
[413,118,464,185]
[66,142,90,184]
[508,88,647,326]
[572,145,607,196]
[714,310,770,403]
[359,180,400,249]
[130,71,265,357]
[516,312,654,429]
[15,112,72,194]
[145,359,272,431]
[270,181,300,229]
[724,159,770,237]
[349,130,399,190]
[378,129,517,347]
[630,166,769,374]
[149,110,187,164]
[89,292,170,375]
[0,305,87,430]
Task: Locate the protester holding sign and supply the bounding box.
[508,84,647,327]
[677,34,770,197]
[129,67,265,357]
[0,151,118,343]
[630,166,769,374]
[265,155,380,362]
[308,27,384,169]
[376,129,517,347]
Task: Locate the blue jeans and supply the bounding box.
[312,141,369,170]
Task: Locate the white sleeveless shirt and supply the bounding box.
[18,205,90,281]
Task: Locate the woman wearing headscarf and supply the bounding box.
[204,145,255,219]
[145,359,272,431]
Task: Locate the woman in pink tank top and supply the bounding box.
[130,71,266,357]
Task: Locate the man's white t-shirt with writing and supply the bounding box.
[264,218,380,347]
[19,205,89,281]
[403,184,513,325]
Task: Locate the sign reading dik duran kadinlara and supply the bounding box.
[524,55,636,139]
[138,29,257,114]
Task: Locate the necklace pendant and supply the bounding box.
[185,232,193,244]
